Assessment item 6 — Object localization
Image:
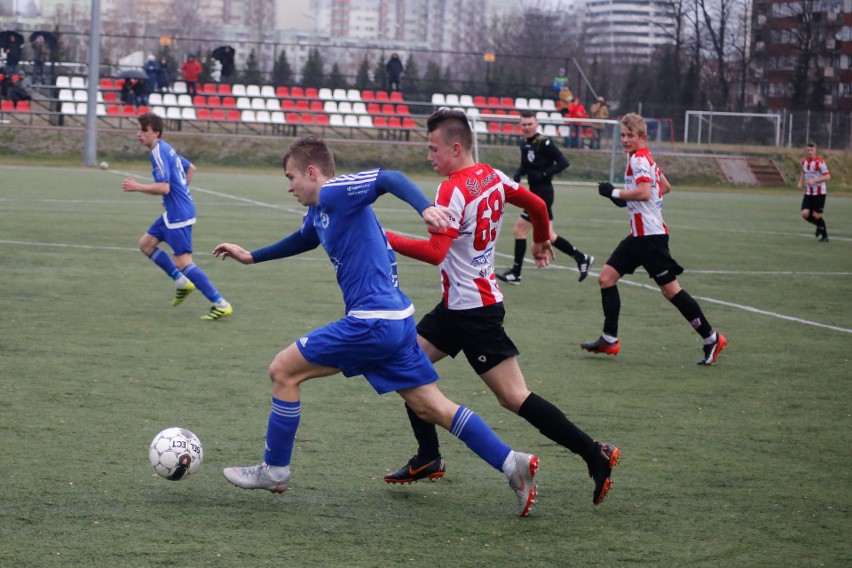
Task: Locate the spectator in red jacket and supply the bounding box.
[565,98,588,149]
[181,55,203,97]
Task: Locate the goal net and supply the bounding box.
[684,111,782,147]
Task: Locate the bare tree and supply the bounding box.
[698,0,738,109]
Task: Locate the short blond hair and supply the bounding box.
[620,113,647,137]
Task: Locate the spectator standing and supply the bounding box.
[565,97,589,149]
[157,56,171,93]
[31,35,48,84]
[144,55,160,94]
[132,78,148,106]
[589,96,609,149]
[4,35,22,75]
[181,54,202,97]
[220,47,235,84]
[386,53,404,92]
[552,67,567,98]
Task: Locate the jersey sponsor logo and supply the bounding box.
[471,247,493,268]
[655,269,669,279]
[478,355,487,363]
[320,211,330,228]
[345,182,371,197]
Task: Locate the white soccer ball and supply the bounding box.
[99,161,109,170]
[149,427,203,481]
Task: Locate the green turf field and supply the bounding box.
[1,163,849,567]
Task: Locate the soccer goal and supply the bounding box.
[684,111,782,147]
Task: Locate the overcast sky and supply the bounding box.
[276,0,314,31]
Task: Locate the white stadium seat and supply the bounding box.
[181,107,197,120]
[543,124,558,136]
[172,81,187,94]
[324,101,338,113]
[431,93,445,105]
[542,99,556,111]
[351,102,367,114]
[270,111,286,124]
[346,89,361,101]
[318,88,333,100]
[70,76,86,89]
[245,85,261,97]
[162,94,178,106]
[358,115,373,128]
[260,85,275,97]
[344,115,359,127]
[241,110,256,122]
[251,98,266,110]
[73,90,88,102]
[151,106,167,117]
[329,114,344,126]
[444,93,460,106]
[75,102,87,115]
[58,89,74,102]
[56,76,71,88]
[459,95,474,107]
[514,97,529,109]
[266,98,280,111]
[236,97,251,110]
[148,93,163,106]
[177,94,193,107]
[166,107,182,120]
[333,88,347,101]
[337,101,353,114]
[528,98,543,110]
[60,102,76,114]
[231,84,247,96]
[536,111,549,120]
[256,110,272,123]
[96,103,106,116]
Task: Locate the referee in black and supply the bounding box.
[497,110,594,284]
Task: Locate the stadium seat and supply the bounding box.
[459,95,474,107]
[352,102,367,114]
[500,97,514,107]
[381,103,394,115]
[212,109,225,120]
[549,112,563,121]
[318,88,333,100]
[103,91,118,103]
[56,76,71,88]
[166,107,182,119]
[70,76,86,89]
[514,97,529,110]
[343,115,359,127]
[332,88,346,100]
[256,110,272,123]
[542,99,557,111]
[396,104,409,115]
[290,86,304,98]
[315,113,329,125]
[301,113,315,124]
[207,96,221,107]
[246,85,261,97]
[375,91,389,102]
[196,108,211,120]
[251,98,266,110]
[276,86,289,97]
[227,109,240,120]
[388,117,402,129]
[58,89,74,102]
[558,125,571,137]
[286,112,300,123]
[260,85,275,98]
[474,96,487,107]
[60,102,76,115]
[281,99,295,111]
[329,114,344,127]
[373,116,387,128]
[73,90,88,102]
[480,108,493,115]
[222,96,237,107]
[309,100,324,112]
[502,122,518,134]
[270,111,286,124]
[181,107,197,120]
[324,101,338,113]
[487,122,501,134]
[445,94,459,106]
[193,95,206,106]
[346,89,361,101]
[358,115,373,128]
[536,111,549,120]
[241,110,256,122]
[337,101,353,114]
[361,90,374,101]
[100,78,114,90]
[1,100,14,111]
[202,83,216,94]
[402,117,416,129]
[367,103,380,114]
[163,94,178,106]
[265,98,280,111]
[236,97,251,110]
[295,99,309,111]
[218,84,232,95]
[305,87,318,99]
[106,104,120,115]
[465,107,480,118]
[528,98,543,110]
[543,124,558,136]
[390,91,403,102]
[172,81,187,94]
[121,104,135,116]
[231,84,247,96]
[486,96,500,108]
[473,121,488,134]
[148,93,163,106]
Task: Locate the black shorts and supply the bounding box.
[417,302,519,375]
[520,184,554,222]
[606,234,684,286]
[801,194,826,213]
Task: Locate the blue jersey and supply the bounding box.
[150,139,195,228]
[307,169,413,317]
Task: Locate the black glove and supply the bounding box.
[597,181,615,198]
[512,174,521,184]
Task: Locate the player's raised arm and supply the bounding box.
[376,170,451,232]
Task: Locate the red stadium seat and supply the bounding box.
[290,86,304,98]
[474,96,487,107]
[367,103,380,114]
[212,109,226,120]
[396,104,410,115]
[16,100,29,111]
[281,99,295,110]
[305,87,318,99]
[487,96,500,108]
[500,97,514,107]
[207,96,221,107]
[501,122,517,134]
[222,96,236,107]
[115,79,125,89]
[1,100,14,111]
[381,103,394,115]
[390,91,403,102]
[301,113,315,124]
[373,116,388,128]
[375,91,389,102]
[488,122,501,133]
[137,106,150,115]
[361,90,374,101]
[100,78,114,90]
[295,100,309,111]
[217,83,232,95]
[106,104,120,115]
[286,112,300,123]
[202,83,217,94]
[480,108,493,115]
[315,113,329,125]
[276,86,289,97]
[402,118,416,129]
[388,117,402,128]
[104,91,118,103]
[122,105,136,116]
[226,109,240,120]
[196,108,211,120]
[309,100,323,112]
[193,95,206,106]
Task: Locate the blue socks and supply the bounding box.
[449,406,512,471]
[182,263,223,304]
[148,248,182,281]
[264,398,301,467]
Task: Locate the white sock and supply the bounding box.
[703,332,718,345]
[175,276,189,288]
[501,451,517,478]
[215,299,229,309]
[265,464,290,480]
[602,333,618,343]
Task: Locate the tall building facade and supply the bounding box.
[583,0,677,63]
[750,0,851,112]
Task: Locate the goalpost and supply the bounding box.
[684,111,782,147]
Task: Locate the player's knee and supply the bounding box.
[801,210,811,220]
[267,359,294,388]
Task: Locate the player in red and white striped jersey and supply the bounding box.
[797,141,831,242]
[383,109,621,506]
[583,113,726,365]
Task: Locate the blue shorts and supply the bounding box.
[297,315,439,395]
[147,216,193,256]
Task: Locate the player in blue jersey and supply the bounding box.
[211,136,541,516]
[122,112,232,320]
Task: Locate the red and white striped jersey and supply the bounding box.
[624,147,667,237]
[433,163,519,310]
[801,157,830,195]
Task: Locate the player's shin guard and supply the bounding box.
[449,406,512,471]
[264,398,300,467]
[670,289,714,338]
[182,263,223,303]
[149,248,183,280]
[518,393,597,459]
[601,286,620,338]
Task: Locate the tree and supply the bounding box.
[272,50,292,86]
[784,0,829,110]
[355,55,372,91]
[373,55,387,93]
[401,53,420,99]
[301,48,325,88]
[699,0,738,109]
[242,49,263,85]
[327,62,348,89]
[422,61,442,95]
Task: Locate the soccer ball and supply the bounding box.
[99,161,109,170]
[149,427,203,481]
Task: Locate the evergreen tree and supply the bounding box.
[200,52,216,84]
[422,61,442,96]
[301,47,325,88]
[272,50,292,86]
[355,54,372,91]
[401,53,419,99]
[327,62,348,89]
[242,49,263,85]
[373,55,387,92]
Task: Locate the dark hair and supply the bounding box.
[519,110,537,119]
[806,141,817,148]
[137,112,164,137]
[282,136,335,177]
[426,109,473,151]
